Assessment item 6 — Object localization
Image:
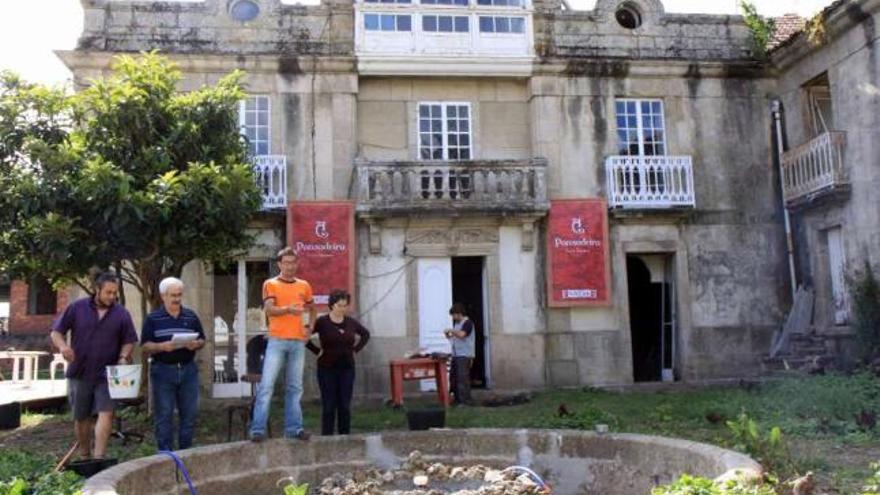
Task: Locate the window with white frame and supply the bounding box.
[365,0,411,3]
[422,15,469,32]
[418,103,472,160]
[478,16,525,33]
[364,13,412,31]
[421,0,468,5]
[614,99,666,156]
[477,0,523,6]
[239,95,270,156]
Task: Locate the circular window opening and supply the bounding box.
[615,4,642,29]
[230,0,260,22]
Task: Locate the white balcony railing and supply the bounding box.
[253,155,287,210]
[781,131,848,204]
[354,158,548,215]
[606,155,696,209]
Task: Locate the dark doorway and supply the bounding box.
[452,257,487,388]
[626,255,673,382]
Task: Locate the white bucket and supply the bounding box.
[106,364,142,399]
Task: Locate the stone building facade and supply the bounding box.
[55,0,878,398]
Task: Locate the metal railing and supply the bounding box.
[253,155,287,210]
[781,131,847,204]
[606,155,696,208]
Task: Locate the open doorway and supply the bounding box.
[626,254,676,382]
[451,257,488,389]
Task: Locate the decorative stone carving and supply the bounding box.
[456,229,499,244]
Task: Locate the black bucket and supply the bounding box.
[0,402,21,430]
[66,458,118,478]
[406,408,445,431]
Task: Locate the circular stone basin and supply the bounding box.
[83,429,761,495]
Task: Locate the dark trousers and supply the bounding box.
[151,361,199,451]
[450,356,473,404]
[317,367,355,435]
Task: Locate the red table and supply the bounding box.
[389,357,450,408]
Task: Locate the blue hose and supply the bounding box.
[158,450,197,495]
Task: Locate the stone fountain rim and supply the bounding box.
[83,428,762,494]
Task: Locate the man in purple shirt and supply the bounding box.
[50,272,138,460]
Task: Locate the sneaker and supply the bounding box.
[250,433,265,443]
[291,430,311,441]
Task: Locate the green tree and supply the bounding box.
[740,1,776,58]
[0,52,262,314]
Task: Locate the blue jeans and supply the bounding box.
[151,361,199,451]
[249,338,306,438]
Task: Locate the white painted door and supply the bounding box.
[417,257,453,391]
[827,227,848,325]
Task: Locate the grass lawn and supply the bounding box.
[2,372,879,493]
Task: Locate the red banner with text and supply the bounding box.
[546,199,611,307]
[288,201,356,308]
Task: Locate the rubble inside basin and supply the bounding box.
[313,451,550,495]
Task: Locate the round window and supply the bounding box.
[230,0,260,22]
[615,4,642,29]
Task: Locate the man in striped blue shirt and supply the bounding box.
[141,277,205,451]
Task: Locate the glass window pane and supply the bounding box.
[381,14,395,30]
[246,128,256,140]
[257,128,268,141]
[258,111,268,126]
[653,115,663,128]
[496,17,510,32]
[432,149,443,159]
[258,97,268,111]
[420,149,432,159]
[439,16,453,32]
[460,120,469,131]
[448,135,458,145]
[447,106,457,117]
[257,142,269,155]
[642,115,652,128]
[448,120,458,131]
[460,149,470,159]
[431,105,441,115]
[455,16,469,32]
[398,15,411,31]
[614,101,625,115]
[652,101,662,113]
[511,17,524,33]
[420,120,430,132]
[449,149,459,160]
[458,106,468,117]
[246,112,256,126]
[460,134,470,146]
[627,116,637,128]
[365,14,379,30]
[626,101,636,113]
[454,0,468,5]
[641,101,651,113]
[432,134,442,147]
[423,15,436,31]
[478,0,491,4]
[419,105,430,118]
[420,135,430,146]
[432,120,442,132]
[479,16,493,32]
[616,116,627,129]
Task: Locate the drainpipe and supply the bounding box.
[772,100,798,300]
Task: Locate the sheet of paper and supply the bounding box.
[170,332,199,343]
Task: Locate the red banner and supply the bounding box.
[546,199,611,307]
[288,201,356,308]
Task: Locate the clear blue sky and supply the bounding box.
[0,0,832,86]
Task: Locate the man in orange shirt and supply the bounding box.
[250,247,317,441]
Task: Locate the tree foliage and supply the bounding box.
[0,52,262,312]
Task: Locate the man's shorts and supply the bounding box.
[68,378,115,420]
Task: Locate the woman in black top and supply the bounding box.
[306,289,370,435]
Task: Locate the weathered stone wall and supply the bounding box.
[357,78,532,161]
[773,0,880,335]
[77,0,354,56]
[531,60,787,384]
[535,0,753,60]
